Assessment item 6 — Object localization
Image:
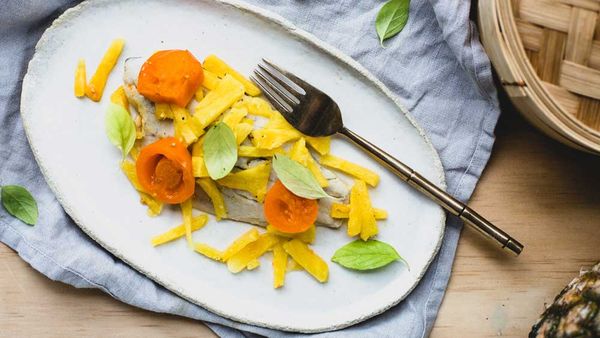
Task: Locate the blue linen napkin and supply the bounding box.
[0,0,499,337]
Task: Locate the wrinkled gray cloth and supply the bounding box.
[0,0,499,337]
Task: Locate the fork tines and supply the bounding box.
[250,59,305,115]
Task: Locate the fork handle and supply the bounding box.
[339,127,523,256]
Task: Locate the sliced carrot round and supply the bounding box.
[264,180,318,234]
[136,137,195,204]
[137,50,203,107]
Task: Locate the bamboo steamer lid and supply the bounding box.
[478,0,600,154]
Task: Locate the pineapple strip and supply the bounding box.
[238,146,280,158]
[217,161,271,203]
[330,203,387,220]
[234,122,254,145]
[151,215,209,246]
[227,234,278,273]
[181,199,194,247]
[201,69,221,90]
[266,224,315,244]
[221,228,260,261]
[246,259,261,270]
[192,136,205,156]
[289,138,328,187]
[197,178,227,220]
[283,240,328,283]
[192,156,209,178]
[120,161,162,216]
[251,129,300,149]
[110,86,129,112]
[155,103,174,120]
[222,107,248,127]
[235,96,274,118]
[319,154,380,187]
[348,180,378,240]
[173,105,204,145]
[194,243,223,262]
[74,59,86,98]
[194,74,244,128]
[85,38,125,101]
[203,54,261,96]
[194,87,204,102]
[272,243,288,288]
[305,136,330,155]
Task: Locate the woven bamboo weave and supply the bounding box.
[479,0,600,154]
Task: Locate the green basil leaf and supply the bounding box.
[203,122,238,180]
[105,103,136,158]
[1,185,38,225]
[332,239,407,271]
[375,0,410,46]
[272,154,331,200]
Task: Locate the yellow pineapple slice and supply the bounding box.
[246,259,261,270]
[348,180,378,240]
[151,215,209,246]
[227,234,278,273]
[196,178,227,220]
[234,96,274,118]
[172,105,203,145]
[221,228,260,261]
[251,129,300,149]
[217,161,271,202]
[238,146,281,158]
[283,240,328,283]
[120,160,162,216]
[74,58,86,98]
[320,154,379,187]
[110,86,129,112]
[266,224,316,244]
[194,243,223,262]
[203,55,261,96]
[180,199,194,247]
[85,38,125,101]
[194,87,204,102]
[154,103,174,120]
[330,203,387,220]
[194,74,244,128]
[272,243,288,288]
[201,69,221,91]
[192,157,209,178]
[305,136,330,155]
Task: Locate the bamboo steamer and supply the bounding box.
[478,0,600,154]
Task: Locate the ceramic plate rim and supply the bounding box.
[20,0,447,332]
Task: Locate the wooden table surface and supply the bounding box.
[2,101,599,337]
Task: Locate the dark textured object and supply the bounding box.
[530,262,600,338]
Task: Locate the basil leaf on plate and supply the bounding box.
[272,154,331,200]
[105,103,136,158]
[1,185,38,225]
[203,122,238,180]
[375,0,410,46]
[332,239,407,271]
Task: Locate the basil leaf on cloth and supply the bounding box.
[1,185,38,225]
[376,0,410,46]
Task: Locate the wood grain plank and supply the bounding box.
[519,0,571,33]
[565,7,597,65]
[560,60,600,99]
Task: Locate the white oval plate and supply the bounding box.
[21,0,446,333]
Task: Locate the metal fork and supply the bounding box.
[250,59,523,256]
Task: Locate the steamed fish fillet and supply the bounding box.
[123,57,173,145]
[123,59,350,228]
[193,160,350,229]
